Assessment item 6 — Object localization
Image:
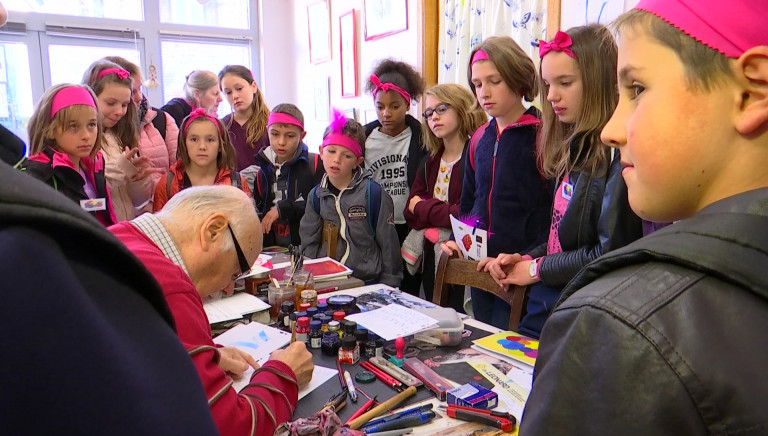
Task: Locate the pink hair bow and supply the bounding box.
[182,108,224,135]
[97,67,131,80]
[370,74,411,104]
[539,31,577,59]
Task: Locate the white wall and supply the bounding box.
[261,0,422,151]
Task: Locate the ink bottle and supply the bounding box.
[328,320,341,338]
[279,301,295,331]
[319,315,331,332]
[332,311,346,322]
[308,320,323,349]
[374,334,384,358]
[295,316,310,344]
[342,320,357,338]
[321,331,341,356]
[365,332,378,358]
[316,301,329,313]
[306,307,318,319]
[301,289,318,307]
[354,329,369,353]
[338,335,360,364]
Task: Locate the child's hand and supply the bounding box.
[262,207,279,233]
[480,253,523,288]
[441,241,463,258]
[408,195,423,213]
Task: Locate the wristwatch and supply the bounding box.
[528,258,540,280]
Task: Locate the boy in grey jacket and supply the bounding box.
[300,112,402,287]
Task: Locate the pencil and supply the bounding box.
[347,386,417,430]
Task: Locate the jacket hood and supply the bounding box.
[257,142,308,167]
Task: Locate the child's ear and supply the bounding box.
[735,46,768,135]
[356,156,364,166]
[300,130,307,140]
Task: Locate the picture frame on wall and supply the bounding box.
[314,76,330,121]
[363,0,408,41]
[339,9,357,97]
[307,0,331,64]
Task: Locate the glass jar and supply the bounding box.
[321,331,342,357]
[338,335,360,364]
[308,320,323,349]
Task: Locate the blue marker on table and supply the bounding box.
[363,410,435,434]
[471,219,479,235]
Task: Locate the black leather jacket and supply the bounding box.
[521,188,768,435]
[527,149,643,287]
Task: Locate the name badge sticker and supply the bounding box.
[80,198,107,212]
[561,182,573,200]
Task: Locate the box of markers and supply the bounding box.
[447,382,498,410]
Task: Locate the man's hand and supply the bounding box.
[270,342,314,388]
[217,346,259,379]
[262,207,279,233]
[500,259,538,288]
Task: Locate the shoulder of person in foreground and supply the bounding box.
[0,162,218,435]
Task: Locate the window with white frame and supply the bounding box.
[0,0,256,146]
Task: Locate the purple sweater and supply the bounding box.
[222,114,270,171]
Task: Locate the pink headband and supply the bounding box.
[370,74,411,104]
[268,112,304,131]
[471,49,490,65]
[96,68,130,81]
[183,108,224,136]
[321,109,362,158]
[539,31,577,59]
[50,86,97,119]
[635,0,766,58]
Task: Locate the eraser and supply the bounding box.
[447,382,498,410]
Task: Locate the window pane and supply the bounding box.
[48,45,140,86]
[160,40,250,119]
[159,0,249,29]
[4,0,143,21]
[0,42,34,145]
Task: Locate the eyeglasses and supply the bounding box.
[227,224,251,280]
[422,103,451,120]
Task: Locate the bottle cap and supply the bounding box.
[354,329,368,341]
[297,316,309,327]
[328,320,340,330]
[299,303,311,311]
[306,307,318,317]
[341,335,357,349]
[301,289,318,299]
[280,301,295,312]
[333,311,346,321]
[309,320,321,329]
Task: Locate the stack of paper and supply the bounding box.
[344,304,439,341]
[471,331,539,369]
[203,292,270,324]
[213,322,336,398]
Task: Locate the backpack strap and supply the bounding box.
[166,170,173,197]
[468,121,490,171]
[151,108,167,141]
[366,179,382,238]
[230,170,243,190]
[310,185,321,215]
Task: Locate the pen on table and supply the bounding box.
[360,361,402,391]
[344,370,358,402]
[336,360,347,389]
[348,386,418,430]
[316,286,340,294]
[363,410,436,434]
[363,429,412,436]
[361,404,434,429]
[344,395,377,425]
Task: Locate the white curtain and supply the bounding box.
[438,0,548,85]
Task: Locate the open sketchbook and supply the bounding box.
[213,322,335,399]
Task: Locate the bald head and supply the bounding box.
[156,185,262,296]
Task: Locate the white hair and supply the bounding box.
[155,185,256,251]
[183,70,218,102]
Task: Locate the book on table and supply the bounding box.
[472,331,539,367]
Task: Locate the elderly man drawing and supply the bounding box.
[110,185,314,436]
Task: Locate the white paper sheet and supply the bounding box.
[204,292,270,324]
[297,365,337,400]
[344,304,439,341]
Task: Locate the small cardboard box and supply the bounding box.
[447,382,498,410]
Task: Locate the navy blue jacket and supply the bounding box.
[460,108,553,257]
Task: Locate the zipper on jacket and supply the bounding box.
[334,188,351,264]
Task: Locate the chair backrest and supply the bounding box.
[433,251,527,332]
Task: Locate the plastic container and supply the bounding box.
[412,307,464,346]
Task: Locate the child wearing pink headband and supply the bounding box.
[21,83,117,226]
[363,58,426,296]
[522,1,768,433]
[153,108,250,212]
[300,110,402,287]
[244,103,324,248]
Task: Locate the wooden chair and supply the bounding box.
[433,251,527,332]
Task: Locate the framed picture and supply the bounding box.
[363,109,377,124]
[339,9,357,98]
[314,76,330,121]
[363,0,408,41]
[307,0,331,64]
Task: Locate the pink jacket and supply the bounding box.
[139,107,178,190]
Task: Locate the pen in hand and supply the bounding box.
[344,370,358,402]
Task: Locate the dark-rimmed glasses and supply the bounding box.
[422,103,451,120]
[227,224,251,280]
